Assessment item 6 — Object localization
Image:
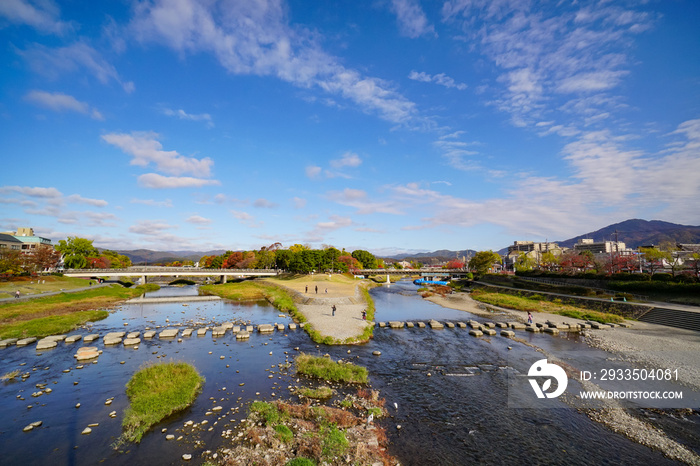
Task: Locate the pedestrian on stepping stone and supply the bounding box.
[362,310,366,320]
[332,305,336,316]
[305,285,308,293]
[315,285,318,294]
[527,312,533,325]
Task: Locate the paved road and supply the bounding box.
[474,280,700,314]
[0,282,113,304]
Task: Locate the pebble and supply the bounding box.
[182,454,192,461]
[81,427,92,435]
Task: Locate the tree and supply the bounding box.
[445,259,465,269]
[540,251,560,272]
[514,253,535,272]
[26,244,62,272]
[0,249,23,275]
[323,247,341,272]
[639,247,669,275]
[337,254,361,273]
[351,250,377,269]
[468,250,502,276]
[56,237,98,269]
[685,252,700,278]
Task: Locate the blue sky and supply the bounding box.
[1,0,699,256]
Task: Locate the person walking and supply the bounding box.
[305,285,308,293]
[362,310,366,320]
[15,290,20,299]
[527,312,533,325]
[315,285,318,294]
[332,305,336,316]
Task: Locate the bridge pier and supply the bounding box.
[221,275,227,284]
[141,275,146,284]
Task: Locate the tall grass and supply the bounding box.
[122,362,204,443]
[295,353,368,384]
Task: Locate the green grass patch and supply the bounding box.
[295,353,368,384]
[298,386,334,399]
[0,284,155,339]
[286,459,316,466]
[0,310,109,339]
[320,424,349,459]
[249,400,285,425]
[275,424,294,443]
[471,289,624,324]
[122,361,204,443]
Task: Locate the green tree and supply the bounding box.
[514,253,536,272]
[639,247,670,276]
[351,249,377,269]
[323,247,341,272]
[56,237,98,269]
[0,249,23,275]
[540,251,560,271]
[468,250,502,276]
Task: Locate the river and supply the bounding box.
[0,282,697,465]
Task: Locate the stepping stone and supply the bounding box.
[378,322,386,328]
[429,320,444,329]
[388,321,404,329]
[104,338,122,346]
[500,330,515,337]
[0,338,18,348]
[406,322,415,328]
[509,322,526,329]
[495,322,509,328]
[544,327,560,335]
[65,335,83,343]
[123,338,141,346]
[16,337,37,347]
[143,331,157,339]
[416,322,426,328]
[445,322,455,329]
[232,326,240,333]
[245,326,253,332]
[211,327,226,337]
[456,322,467,328]
[235,332,250,340]
[482,329,497,336]
[83,334,100,342]
[525,326,540,333]
[276,324,285,331]
[258,324,274,334]
[469,330,484,337]
[75,347,100,361]
[483,322,496,329]
[182,329,194,337]
[103,332,125,340]
[468,321,481,329]
[159,328,179,338]
[126,332,140,339]
[196,328,208,336]
[618,322,631,328]
[36,339,57,350]
[288,323,297,330]
[222,322,234,330]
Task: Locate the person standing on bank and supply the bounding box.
[332,305,336,316]
[315,285,318,294]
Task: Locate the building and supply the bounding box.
[573,238,630,255]
[505,241,566,270]
[0,233,23,251]
[3,227,52,251]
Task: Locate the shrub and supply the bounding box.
[295,354,368,384]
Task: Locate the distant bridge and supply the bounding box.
[63,267,470,283]
[63,267,278,283]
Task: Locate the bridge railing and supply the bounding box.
[63,267,279,274]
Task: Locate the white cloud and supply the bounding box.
[129,0,418,124]
[326,188,404,215]
[185,215,212,225]
[0,0,72,35]
[18,41,134,93]
[130,198,173,208]
[390,0,436,38]
[253,198,278,208]
[292,197,306,209]
[330,152,362,169]
[408,71,466,90]
[305,165,322,179]
[25,90,103,120]
[66,194,108,207]
[0,185,62,198]
[137,173,221,189]
[102,131,214,177]
[163,108,213,126]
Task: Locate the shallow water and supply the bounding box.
[0,283,697,465]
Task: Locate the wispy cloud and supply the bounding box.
[185,215,212,225]
[130,198,174,208]
[0,0,73,35]
[18,41,134,93]
[129,0,418,124]
[408,71,466,90]
[102,131,215,179]
[25,90,103,120]
[163,108,213,127]
[390,0,435,38]
[137,173,221,189]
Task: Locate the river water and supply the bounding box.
[0,282,697,465]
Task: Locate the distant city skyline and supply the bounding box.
[1,1,699,255]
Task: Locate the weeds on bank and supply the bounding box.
[121,361,204,443]
[471,289,624,324]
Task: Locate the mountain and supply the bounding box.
[112,249,226,265]
[557,219,700,249]
[381,249,478,265]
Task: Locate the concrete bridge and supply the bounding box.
[63,267,279,283]
[63,267,470,284]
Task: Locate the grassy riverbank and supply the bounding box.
[122,361,204,443]
[0,275,93,299]
[0,283,158,339]
[470,288,624,324]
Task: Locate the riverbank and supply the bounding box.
[426,291,700,465]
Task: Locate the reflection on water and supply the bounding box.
[0,282,695,465]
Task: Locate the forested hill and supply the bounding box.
[557,219,700,249]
